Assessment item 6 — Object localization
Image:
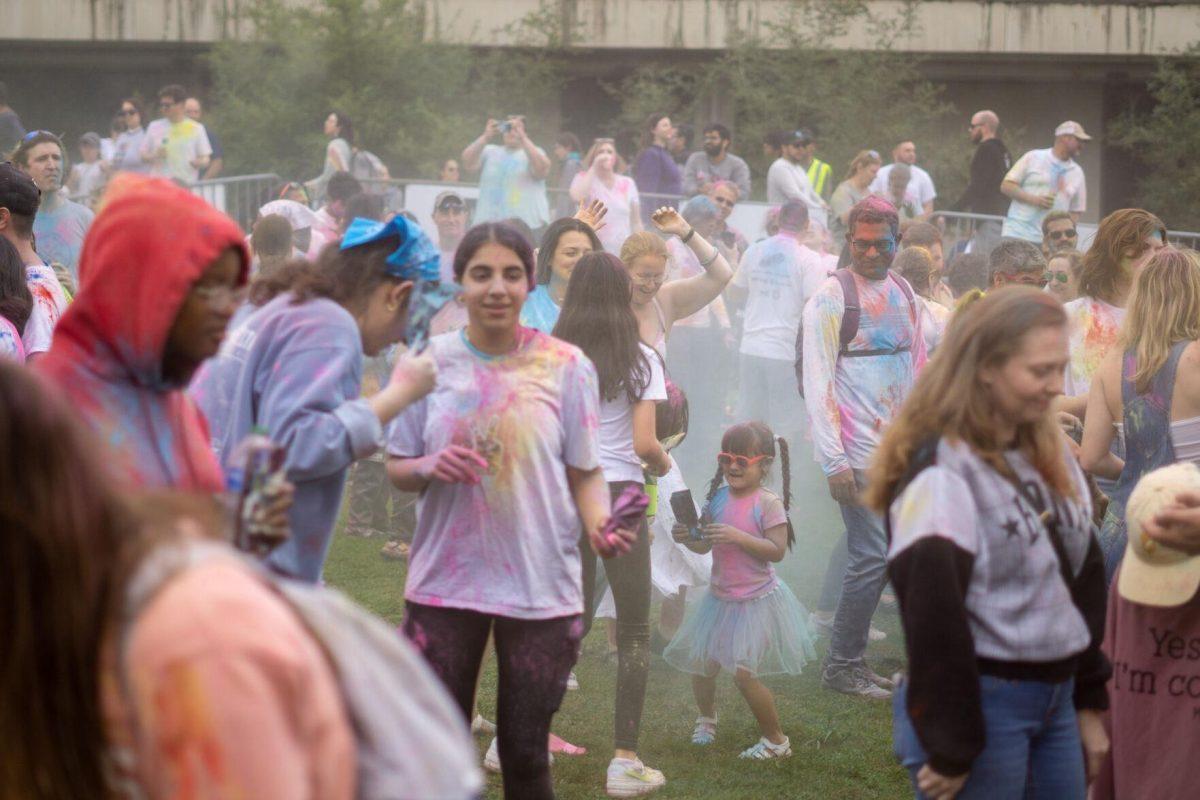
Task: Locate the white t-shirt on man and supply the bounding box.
[870,163,937,209]
[142,118,213,183]
[734,232,828,362]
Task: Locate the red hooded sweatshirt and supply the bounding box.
[37,175,248,491]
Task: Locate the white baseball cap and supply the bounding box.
[1119,463,1200,607]
[1054,121,1092,141]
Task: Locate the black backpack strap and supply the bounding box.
[994,467,1075,586]
[883,434,941,544]
[834,269,860,351]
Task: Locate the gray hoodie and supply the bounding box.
[191,292,382,581]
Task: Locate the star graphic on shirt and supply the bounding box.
[1003,519,1021,540]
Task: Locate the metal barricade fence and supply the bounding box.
[190,173,281,232]
[188,173,1200,253]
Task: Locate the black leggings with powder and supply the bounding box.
[403,603,582,800]
[579,479,653,753]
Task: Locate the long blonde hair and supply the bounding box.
[1119,247,1200,394]
[865,287,1073,512]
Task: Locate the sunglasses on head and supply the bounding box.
[1048,229,1077,240]
[717,452,769,469]
[21,130,57,142]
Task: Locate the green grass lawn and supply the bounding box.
[324,455,911,799]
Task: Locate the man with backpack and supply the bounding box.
[800,195,926,699]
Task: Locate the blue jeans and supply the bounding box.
[893,676,1086,799]
[827,470,887,668]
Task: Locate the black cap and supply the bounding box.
[790,128,815,146]
[0,161,41,218]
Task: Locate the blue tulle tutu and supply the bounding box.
[662,580,816,677]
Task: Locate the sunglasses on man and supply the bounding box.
[1048,228,1077,241]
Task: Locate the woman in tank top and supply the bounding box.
[1080,247,1200,581]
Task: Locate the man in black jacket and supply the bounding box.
[956,110,1010,256]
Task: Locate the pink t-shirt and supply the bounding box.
[114,558,356,799]
[1093,578,1200,800]
[705,485,788,600]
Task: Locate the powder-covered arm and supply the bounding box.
[801,279,850,476]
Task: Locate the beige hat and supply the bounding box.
[1119,462,1200,607]
[1054,121,1092,141]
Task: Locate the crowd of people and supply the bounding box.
[3,77,1200,800]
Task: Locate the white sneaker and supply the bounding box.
[739,736,792,760]
[567,670,579,691]
[868,625,888,642]
[483,737,501,773]
[484,737,554,774]
[606,757,665,797]
[471,714,496,736]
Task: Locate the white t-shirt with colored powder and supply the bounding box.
[143,118,213,183]
[733,232,828,362]
[388,328,601,620]
[597,342,667,484]
[1001,148,1087,243]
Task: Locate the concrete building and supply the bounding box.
[3,0,1199,218]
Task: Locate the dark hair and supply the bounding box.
[453,222,536,288]
[329,111,355,145]
[0,236,33,332]
[249,238,402,310]
[847,195,900,239]
[536,217,603,285]
[0,163,40,237]
[552,252,651,403]
[703,123,731,142]
[119,97,145,120]
[157,83,187,104]
[501,217,536,249]
[640,113,671,150]
[343,192,384,223]
[946,252,990,297]
[703,421,794,548]
[0,360,130,796]
[556,132,582,152]
[674,123,693,146]
[250,214,293,259]
[989,239,1046,278]
[11,131,64,169]
[900,220,942,250]
[1041,210,1075,237]
[326,171,362,203]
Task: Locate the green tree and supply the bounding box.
[609,0,968,203]
[1111,47,1200,230]
[208,0,559,181]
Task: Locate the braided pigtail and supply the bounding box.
[776,436,795,549]
[703,462,725,519]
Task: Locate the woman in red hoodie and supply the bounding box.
[37,174,253,492]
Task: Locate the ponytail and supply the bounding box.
[703,463,725,518]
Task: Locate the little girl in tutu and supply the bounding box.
[663,421,815,760]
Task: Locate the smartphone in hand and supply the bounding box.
[670,489,703,541]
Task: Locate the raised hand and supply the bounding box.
[574,198,609,233]
[651,206,690,238]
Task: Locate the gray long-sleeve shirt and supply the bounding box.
[682,151,752,198]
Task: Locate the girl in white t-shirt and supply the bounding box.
[553,251,674,797]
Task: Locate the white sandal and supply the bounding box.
[691,716,718,745]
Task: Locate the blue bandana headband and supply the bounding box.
[340,215,442,282]
[340,215,455,352]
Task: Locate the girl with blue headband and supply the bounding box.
[191,215,447,582]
